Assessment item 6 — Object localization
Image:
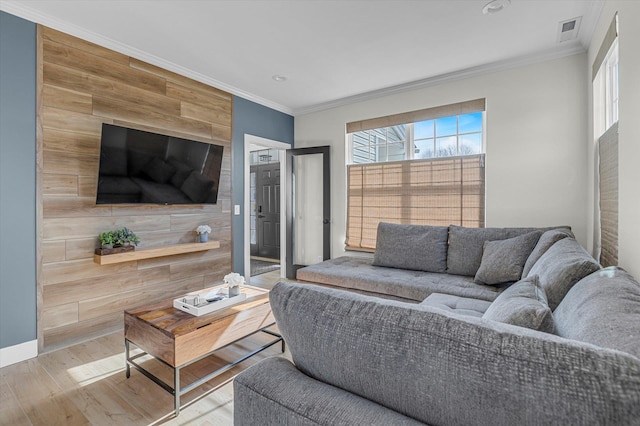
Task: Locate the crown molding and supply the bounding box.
[1,0,595,118]
[292,43,586,116]
[0,1,294,116]
[578,0,605,49]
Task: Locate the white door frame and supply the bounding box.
[243,134,289,284]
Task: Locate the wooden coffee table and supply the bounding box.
[124,284,284,415]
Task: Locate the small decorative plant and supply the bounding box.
[99,227,140,248]
[99,230,116,248]
[224,272,245,297]
[196,225,212,243]
[115,227,140,247]
[196,225,212,235]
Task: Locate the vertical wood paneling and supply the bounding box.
[38,25,233,352]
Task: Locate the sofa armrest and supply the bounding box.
[234,357,423,426]
[270,281,640,426]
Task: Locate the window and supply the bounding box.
[350,112,483,164]
[604,39,619,129]
[593,15,619,137]
[593,14,619,268]
[346,99,486,251]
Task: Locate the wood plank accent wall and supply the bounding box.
[37,26,233,352]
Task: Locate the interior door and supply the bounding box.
[255,163,280,259]
[286,146,330,279]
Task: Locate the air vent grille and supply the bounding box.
[558,16,582,43]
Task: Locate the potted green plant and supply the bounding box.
[114,227,140,247]
[99,230,116,249]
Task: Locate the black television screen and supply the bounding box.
[96,124,224,205]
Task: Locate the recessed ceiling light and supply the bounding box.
[482,0,511,15]
[272,75,287,82]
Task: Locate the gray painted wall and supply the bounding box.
[0,11,37,349]
[232,96,294,274]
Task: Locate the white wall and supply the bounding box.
[587,1,640,279]
[295,54,589,259]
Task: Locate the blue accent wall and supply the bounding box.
[0,11,37,349]
[232,97,294,274]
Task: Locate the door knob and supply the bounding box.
[323,218,330,225]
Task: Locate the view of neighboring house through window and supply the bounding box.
[350,112,483,164]
[346,100,486,251]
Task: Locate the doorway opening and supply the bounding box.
[243,135,289,284]
[250,151,280,275]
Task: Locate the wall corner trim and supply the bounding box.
[0,340,38,368]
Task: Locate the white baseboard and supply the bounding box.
[0,340,38,368]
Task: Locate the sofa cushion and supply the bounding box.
[234,357,423,426]
[420,293,491,317]
[554,267,640,358]
[297,256,501,302]
[270,282,640,426]
[474,231,542,285]
[373,223,448,273]
[526,238,600,311]
[522,228,574,277]
[482,275,555,333]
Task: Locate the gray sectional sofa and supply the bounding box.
[234,223,640,425]
[296,223,575,303]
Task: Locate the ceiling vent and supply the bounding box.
[557,16,582,43]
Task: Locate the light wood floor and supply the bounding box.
[0,270,286,426]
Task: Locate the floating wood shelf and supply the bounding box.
[94,241,220,265]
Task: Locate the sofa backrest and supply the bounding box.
[555,266,640,359]
[446,225,572,277]
[271,281,640,426]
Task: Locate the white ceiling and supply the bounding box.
[1,0,603,115]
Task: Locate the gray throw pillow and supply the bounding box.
[372,223,448,273]
[474,231,542,285]
[527,238,601,311]
[483,275,555,333]
[522,229,573,277]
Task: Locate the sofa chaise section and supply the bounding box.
[235,280,640,425]
[234,357,423,426]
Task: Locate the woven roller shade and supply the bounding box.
[346,98,485,134]
[592,13,618,80]
[346,154,485,251]
[599,122,618,267]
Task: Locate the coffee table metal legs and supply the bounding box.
[125,325,284,416]
[174,368,181,416]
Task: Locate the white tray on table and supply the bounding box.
[173,285,247,316]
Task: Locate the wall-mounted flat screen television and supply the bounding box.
[96,124,224,205]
